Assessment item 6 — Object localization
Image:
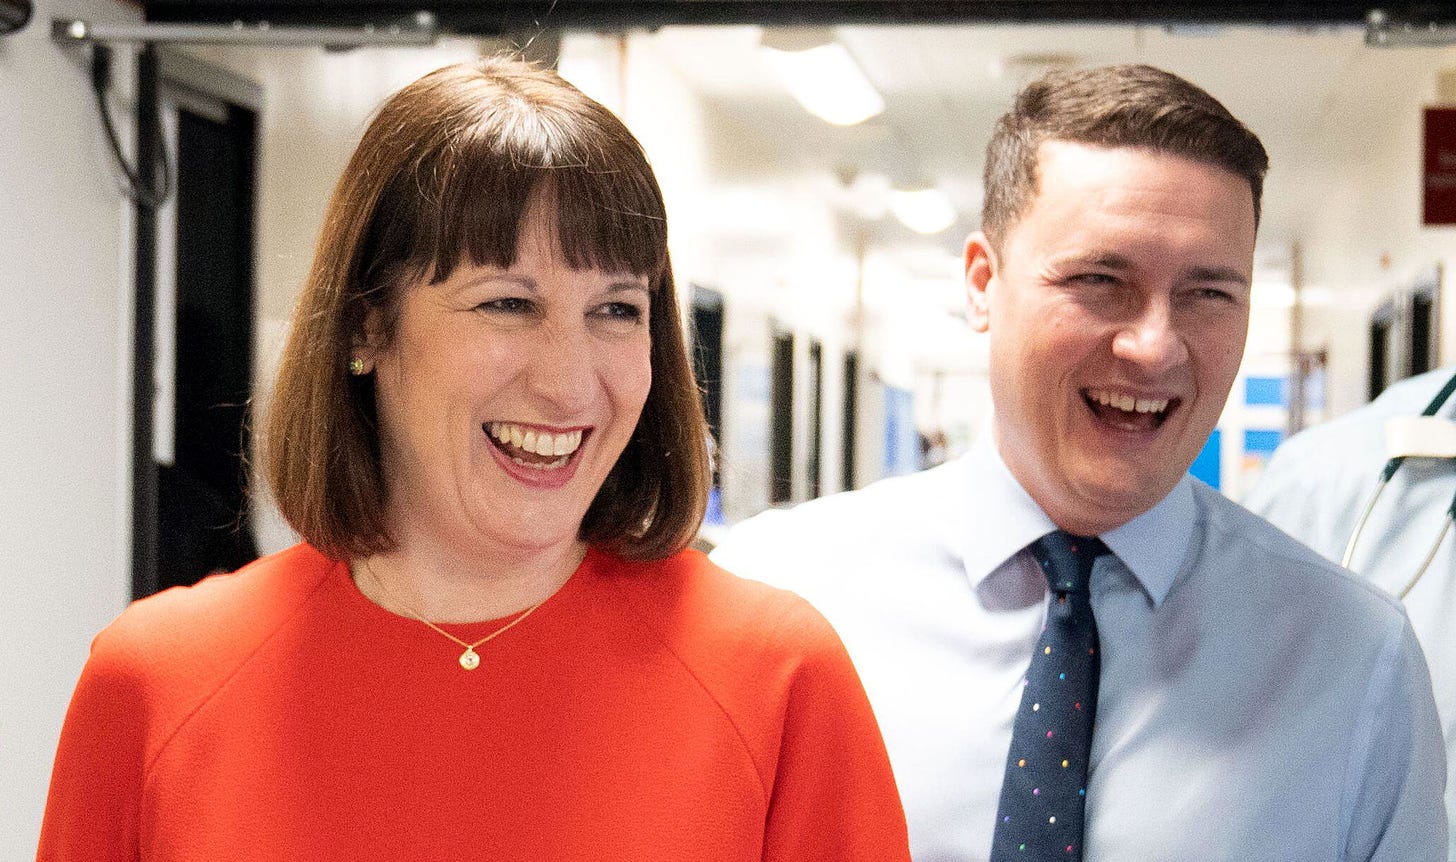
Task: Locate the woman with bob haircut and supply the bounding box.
[39,58,910,860]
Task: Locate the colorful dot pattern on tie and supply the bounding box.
[989,530,1109,861]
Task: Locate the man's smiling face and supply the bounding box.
[966,140,1257,536]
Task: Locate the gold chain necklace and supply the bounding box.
[363,564,547,670]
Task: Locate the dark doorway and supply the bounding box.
[807,340,823,499]
[1369,300,1394,402]
[157,102,259,594]
[842,350,858,492]
[1412,289,1434,379]
[690,287,725,476]
[770,329,794,504]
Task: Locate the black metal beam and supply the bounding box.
[145,1,1453,32]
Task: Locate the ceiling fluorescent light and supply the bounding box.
[890,188,956,235]
[762,41,884,126]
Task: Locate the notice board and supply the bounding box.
[1424,107,1456,225]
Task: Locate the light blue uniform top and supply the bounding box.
[714,435,1446,861]
[1248,366,1456,861]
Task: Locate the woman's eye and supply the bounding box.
[594,301,645,323]
[478,296,534,314]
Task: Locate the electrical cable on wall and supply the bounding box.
[91,43,171,209]
[54,12,442,210]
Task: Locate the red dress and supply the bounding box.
[39,543,910,860]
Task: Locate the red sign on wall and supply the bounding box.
[1424,107,1456,225]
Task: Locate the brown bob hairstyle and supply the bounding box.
[981,63,1269,252]
[264,57,709,562]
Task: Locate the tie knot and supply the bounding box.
[1029,530,1108,594]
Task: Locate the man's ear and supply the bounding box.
[964,231,997,334]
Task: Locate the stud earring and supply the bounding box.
[348,357,367,376]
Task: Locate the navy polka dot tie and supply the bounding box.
[990,530,1109,861]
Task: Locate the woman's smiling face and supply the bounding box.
[364,201,653,561]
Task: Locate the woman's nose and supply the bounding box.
[524,323,597,413]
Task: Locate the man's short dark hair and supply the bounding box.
[981,63,1269,250]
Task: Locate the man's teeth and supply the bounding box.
[1088,389,1170,414]
[486,423,583,457]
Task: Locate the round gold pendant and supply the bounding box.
[459,647,480,670]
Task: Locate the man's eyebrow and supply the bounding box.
[1051,251,1134,270]
[1052,253,1249,287]
[1186,266,1250,286]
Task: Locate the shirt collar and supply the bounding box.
[960,433,1196,607]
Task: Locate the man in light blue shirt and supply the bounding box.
[1247,365,1456,860]
[712,64,1446,861]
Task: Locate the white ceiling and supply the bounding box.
[643,22,1449,267]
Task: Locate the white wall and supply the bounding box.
[0,0,142,854]
[1291,49,1456,417]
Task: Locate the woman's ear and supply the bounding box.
[350,308,386,375]
[964,231,997,334]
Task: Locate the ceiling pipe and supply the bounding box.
[1366,8,1456,47]
[51,10,437,48]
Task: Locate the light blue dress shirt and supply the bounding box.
[1248,366,1456,861]
[712,436,1446,861]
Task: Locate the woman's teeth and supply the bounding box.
[485,422,583,469]
[1087,389,1170,415]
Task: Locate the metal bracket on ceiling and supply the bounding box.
[50,9,438,49]
[1366,8,1456,47]
[1,0,31,34]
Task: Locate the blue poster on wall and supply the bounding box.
[883,385,919,478]
[1188,428,1222,490]
[1243,429,1283,460]
[1243,375,1287,407]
